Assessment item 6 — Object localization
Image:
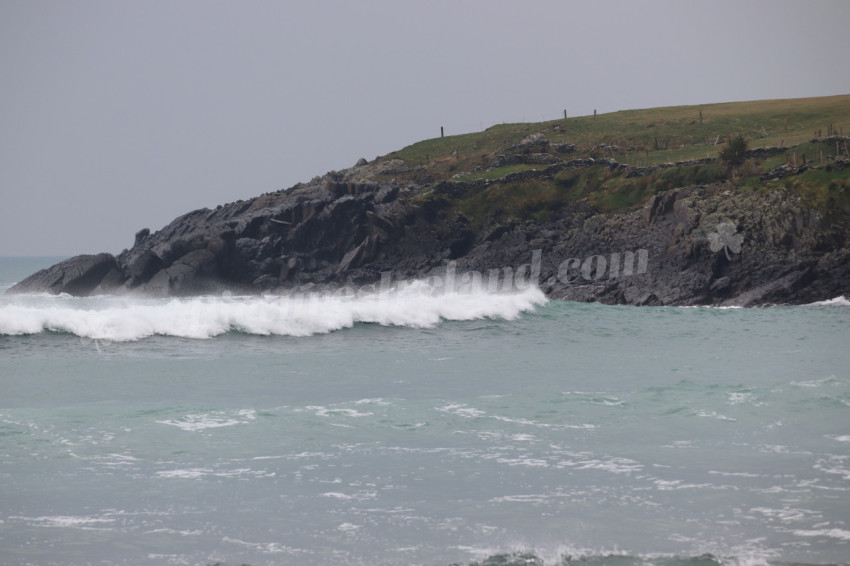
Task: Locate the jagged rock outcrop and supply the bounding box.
[8,154,850,306]
[11,253,120,296]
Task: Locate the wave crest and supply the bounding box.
[0,284,546,341]
[805,295,850,306]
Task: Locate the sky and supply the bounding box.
[2,0,849,256]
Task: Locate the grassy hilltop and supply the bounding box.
[367,94,850,224]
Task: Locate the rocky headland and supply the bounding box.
[9,98,850,307]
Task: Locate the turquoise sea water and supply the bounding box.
[1,258,849,566]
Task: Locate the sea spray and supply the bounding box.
[0,283,547,341]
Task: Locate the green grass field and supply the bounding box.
[389,94,849,171]
[380,95,850,224]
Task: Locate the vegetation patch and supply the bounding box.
[377,95,850,226]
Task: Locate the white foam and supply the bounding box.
[497,457,549,467]
[17,515,114,529]
[791,379,828,388]
[354,398,392,406]
[792,528,850,540]
[490,494,550,504]
[92,453,140,469]
[814,455,850,480]
[156,466,274,479]
[436,404,592,430]
[709,470,762,478]
[305,405,374,418]
[654,479,714,490]
[156,468,214,479]
[144,528,204,537]
[750,506,820,523]
[695,409,737,421]
[222,536,308,554]
[728,392,765,406]
[489,414,538,425]
[320,490,377,501]
[156,409,256,432]
[510,433,537,442]
[805,295,850,306]
[436,403,486,418]
[572,457,643,474]
[0,284,546,340]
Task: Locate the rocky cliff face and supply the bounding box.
[8,156,850,306]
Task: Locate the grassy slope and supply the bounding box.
[374,95,850,226]
[389,94,850,169]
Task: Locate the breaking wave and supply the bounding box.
[805,295,850,307]
[0,283,546,341]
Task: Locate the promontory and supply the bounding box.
[9,95,850,306]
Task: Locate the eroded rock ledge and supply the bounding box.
[8,155,850,307]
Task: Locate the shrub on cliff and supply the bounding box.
[720,134,748,165]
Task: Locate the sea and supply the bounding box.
[1,256,848,566]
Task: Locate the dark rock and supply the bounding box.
[141,249,219,296]
[760,164,808,181]
[134,228,150,247]
[7,150,849,306]
[92,266,127,295]
[827,157,850,172]
[491,153,558,168]
[449,229,476,259]
[643,190,681,225]
[125,250,163,287]
[375,184,400,204]
[505,132,549,152]
[744,146,787,159]
[553,143,577,154]
[490,154,523,168]
[338,235,378,273]
[8,253,119,296]
[251,274,280,290]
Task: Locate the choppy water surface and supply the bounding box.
[1,258,848,566]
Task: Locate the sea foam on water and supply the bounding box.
[0,282,547,341]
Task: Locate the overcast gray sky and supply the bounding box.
[2,0,849,256]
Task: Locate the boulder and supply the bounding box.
[7,253,119,296]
